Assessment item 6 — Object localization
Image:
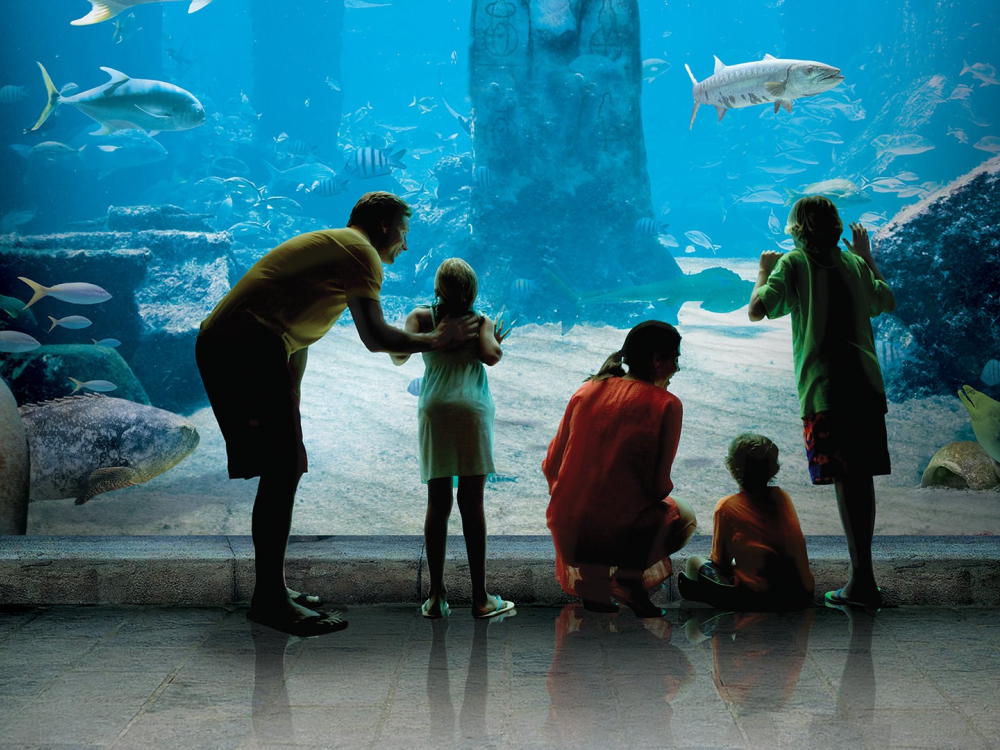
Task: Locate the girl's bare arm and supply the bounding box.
[389,308,430,365]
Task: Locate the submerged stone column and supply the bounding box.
[469,0,679,324]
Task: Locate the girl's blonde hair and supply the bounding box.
[725,433,780,491]
[434,258,478,315]
[786,195,843,251]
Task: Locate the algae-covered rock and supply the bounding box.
[920,440,1000,490]
[0,344,150,406]
[0,377,29,533]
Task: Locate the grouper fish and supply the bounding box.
[18,394,199,504]
[684,54,844,129]
[31,62,205,136]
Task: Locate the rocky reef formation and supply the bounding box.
[921,441,1000,491]
[873,155,1000,402]
[467,0,680,327]
[0,206,232,413]
[0,345,150,406]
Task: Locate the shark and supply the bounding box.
[544,266,753,324]
[684,54,844,129]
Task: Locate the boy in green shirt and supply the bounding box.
[748,195,895,609]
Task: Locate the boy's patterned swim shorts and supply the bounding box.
[802,410,891,485]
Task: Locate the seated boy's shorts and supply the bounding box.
[802,410,891,485]
[196,313,307,480]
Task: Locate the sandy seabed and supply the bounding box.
[26,258,1000,537]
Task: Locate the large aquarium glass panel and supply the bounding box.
[1,0,998,536]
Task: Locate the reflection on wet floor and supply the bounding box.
[0,603,998,749]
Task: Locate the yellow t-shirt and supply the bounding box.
[200,228,382,356]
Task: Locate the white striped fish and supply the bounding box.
[982,359,1000,387]
[346,146,406,179]
[684,54,843,129]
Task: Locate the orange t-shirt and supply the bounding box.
[710,487,814,597]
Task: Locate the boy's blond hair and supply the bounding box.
[786,195,843,251]
[726,433,780,492]
[434,258,478,315]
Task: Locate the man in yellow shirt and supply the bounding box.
[196,192,479,636]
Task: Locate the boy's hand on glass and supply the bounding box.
[843,222,871,259]
[759,250,782,275]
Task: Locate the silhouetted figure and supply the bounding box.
[749,196,895,609]
[196,192,480,636]
[543,321,697,618]
[679,433,814,611]
[391,258,514,620]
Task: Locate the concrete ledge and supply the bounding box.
[1,535,998,607]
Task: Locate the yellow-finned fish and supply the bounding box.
[31,63,205,136]
[70,0,214,26]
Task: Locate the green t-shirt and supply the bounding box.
[756,247,894,417]
[200,228,382,356]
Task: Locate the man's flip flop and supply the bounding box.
[824,588,882,609]
[421,600,450,619]
[473,595,515,619]
[247,609,348,637]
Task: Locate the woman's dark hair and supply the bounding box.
[786,195,842,252]
[347,191,412,237]
[725,433,780,491]
[589,320,681,382]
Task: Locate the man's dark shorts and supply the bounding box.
[196,312,307,479]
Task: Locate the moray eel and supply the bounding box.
[958,385,1000,464]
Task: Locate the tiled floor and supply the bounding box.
[0,603,998,749]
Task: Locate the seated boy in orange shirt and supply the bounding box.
[679,434,814,611]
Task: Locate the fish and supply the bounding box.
[973,136,1000,154]
[802,129,844,144]
[546,266,753,315]
[346,146,406,178]
[767,210,782,234]
[873,339,915,372]
[407,377,421,397]
[111,12,141,43]
[777,238,796,250]
[981,359,1000,387]
[684,53,843,129]
[660,234,679,248]
[70,0,215,25]
[683,230,720,254]
[73,128,168,179]
[226,221,270,238]
[0,331,41,353]
[873,134,935,160]
[69,378,118,394]
[302,176,352,197]
[735,188,785,205]
[486,474,518,484]
[211,156,251,177]
[960,60,999,87]
[0,85,28,104]
[635,218,670,236]
[858,211,887,230]
[864,176,907,193]
[273,132,316,157]
[262,196,303,214]
[265,160,340,190]
[345,0,391,7]
[510,278,538,300]
[896,186,930,199]
[18,393,200,504]
[786,178,870,205]
[759,163,807,176]
[473,166,496,189]
[19,277,112,310]
[0,294,32,320]
[47,315,93,332]
[948,84,975,100]
[409,95,436,114]
[947,127,969,144]
[957,385,1000,463]
[11,141,86,178]
[894,171,920,182]
[31,63,205,136]
[1,209,36,234]
[92,338,122,348]
[222,176,264,203]
[642,58,671,83]
[442,98,472,135]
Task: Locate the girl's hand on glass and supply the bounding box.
[494,313,515,344]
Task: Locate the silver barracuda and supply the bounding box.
[684,54,844,129]
[31,62,205,136]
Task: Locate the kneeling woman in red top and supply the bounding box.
[543,321,698,617]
